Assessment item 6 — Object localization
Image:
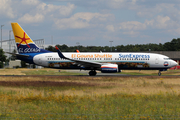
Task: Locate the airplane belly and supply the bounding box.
[47,61,80,69]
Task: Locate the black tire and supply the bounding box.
[89,71,97,76]
[158,72,161,76]
[89,71,93,76]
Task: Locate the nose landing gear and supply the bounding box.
[158,71,161,76]
[158,69,167,76]
[89,70,97,76]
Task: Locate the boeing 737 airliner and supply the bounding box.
[9,23,177,76]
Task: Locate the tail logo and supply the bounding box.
[15,32,30,48]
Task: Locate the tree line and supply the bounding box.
[45,38,180,52]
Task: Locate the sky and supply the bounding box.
[1,0,180,47]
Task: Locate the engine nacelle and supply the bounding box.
[101,64,119,73]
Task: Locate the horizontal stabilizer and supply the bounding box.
[6,52,29,58]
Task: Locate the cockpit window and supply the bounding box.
[164,58,171,60]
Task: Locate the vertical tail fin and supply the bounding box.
[11,23,49,54]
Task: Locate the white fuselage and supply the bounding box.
[33,52,177,70]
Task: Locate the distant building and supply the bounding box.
[9,60,21,68]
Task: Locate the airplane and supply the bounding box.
[9,23,177,76]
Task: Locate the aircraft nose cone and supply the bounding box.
[171,60,178,67]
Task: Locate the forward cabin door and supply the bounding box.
[155,56,159,64]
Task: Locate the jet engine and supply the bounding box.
[101,64,120,73]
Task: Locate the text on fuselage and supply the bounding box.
[71,54,112,58]
[119,54,150,59]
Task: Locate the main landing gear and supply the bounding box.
[89,70,97,76]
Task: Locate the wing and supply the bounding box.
[55,46,102,68]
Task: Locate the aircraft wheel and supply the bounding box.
[93,71,97,76]
[89,71,93,76]
[158,72,161,76]
[89,70,97,76]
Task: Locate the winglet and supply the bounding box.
[76,49,80,53]
[55,46,66,59]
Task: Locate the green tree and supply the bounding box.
[169,38,180,51]
[21,61,27,68]
[0,49,6,68]
[45,45,56,52]
[45,38,180,52]
[163,42,172,51]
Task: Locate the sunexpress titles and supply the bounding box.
[119,54,150,59]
